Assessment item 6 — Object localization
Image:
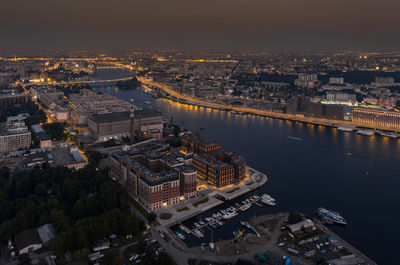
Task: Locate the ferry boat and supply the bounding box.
[223,211,238,219]
[317,208,347,225]
[175,231,185,240]
[240,203,251,211]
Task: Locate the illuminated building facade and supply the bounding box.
[192,155,235,188]
[183,134,246,187]
[109,147,198,211]
[352,108,400,130]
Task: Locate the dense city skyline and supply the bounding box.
[1,1,399,264]
[1,0,400,51]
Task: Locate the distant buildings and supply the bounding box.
[372,76,399,87]
[0,121,31,153]
[0,93,29,107]
[287,97,345,120]
[88,109,163,142]
[326,92,357,102]
[294,73,318,89]
[30,87,63,108]
[31,124,52,148]
[69,89,131,125]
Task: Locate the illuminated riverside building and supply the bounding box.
[138,172,180,211]
[181,134,221,155]
[88,109,163,142]
[182,134,246,187]
[352,108,400,130]
[109,147,198,211]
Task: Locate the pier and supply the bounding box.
[156,166,268,228]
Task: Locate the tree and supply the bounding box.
[147,212,156,222]
[73,247,89,261]
[19,253,32,265]
[288,212,304,224]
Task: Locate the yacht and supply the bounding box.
[261,194,276,206]
[317,208,347,225]
[216,220,224,226]
[175,231,185,240]
[179,225,191,234]
[209,242,215,250]
[223,211,238,220]
[356,130,374,136]
[240,203,251,211]
[194,229,204,238]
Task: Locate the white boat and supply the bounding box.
[240,203,251,211]
[261,194,276,206]
[223,211,238,219]
[194,222,200,228]
[380,132,398,138]
[175,231,185,240]
[261,194,276,202]
[179,225,191,234]
[262,198,276,206]
[193,229,204,238]
[337,127,355,132]
[199,221,205,226]
[356,130,374,136]
[205,217,211,222]
[209,242,215,250]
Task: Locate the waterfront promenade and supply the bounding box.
[156,166,267,227]
[139,77,400,133]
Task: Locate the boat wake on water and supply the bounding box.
[286,136,303,141]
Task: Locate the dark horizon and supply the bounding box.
[1,0,400,52]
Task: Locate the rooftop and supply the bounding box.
[90,109,162,123]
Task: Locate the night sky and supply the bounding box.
[1,0,399,51]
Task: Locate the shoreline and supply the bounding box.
[156,166,268,227]
[158,212,377,265]
[139,78,400,134]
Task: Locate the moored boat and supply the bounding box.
[317,207,347,225]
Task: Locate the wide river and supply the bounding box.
[94,69,399,264]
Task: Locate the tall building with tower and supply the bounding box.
[130,99,135,144]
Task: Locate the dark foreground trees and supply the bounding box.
[0,163,144,255]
